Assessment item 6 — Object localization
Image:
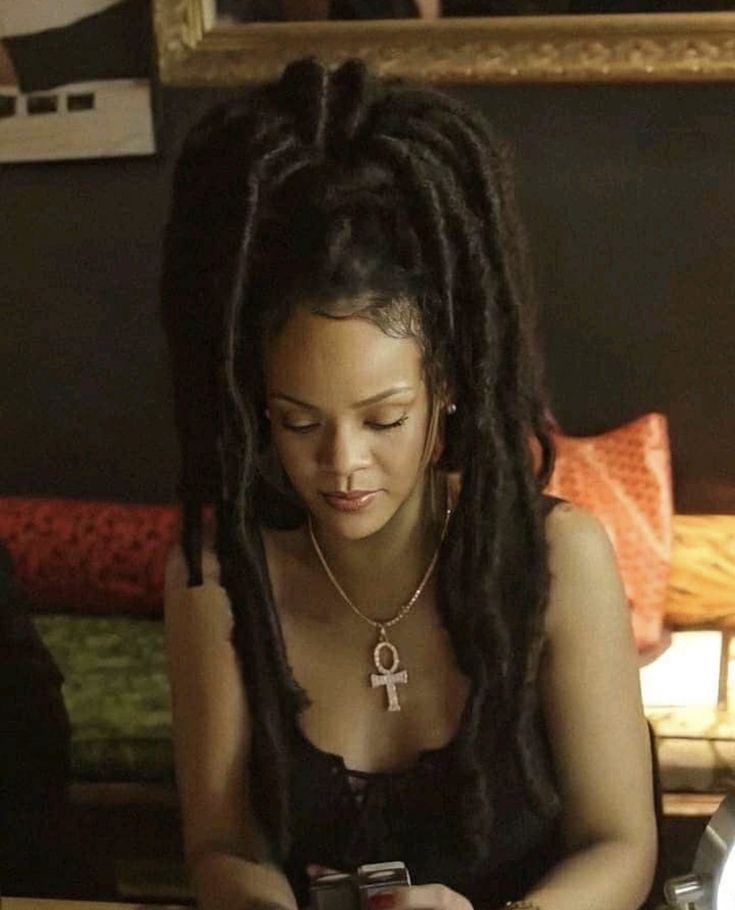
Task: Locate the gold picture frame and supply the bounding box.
[154,1,735,85]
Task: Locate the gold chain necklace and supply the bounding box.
[307,505,452,713]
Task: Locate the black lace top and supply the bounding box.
[278,497,566,910]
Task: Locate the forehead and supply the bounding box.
[264,309,423,404]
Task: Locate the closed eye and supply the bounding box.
[281,415,409,433]
[369,415,409,431]
[281,423,318,433]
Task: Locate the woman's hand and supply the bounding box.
[305,866,475,910]
[368,884,474,910]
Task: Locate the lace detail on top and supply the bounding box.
[346,773,368,806]
[290,676,475,785]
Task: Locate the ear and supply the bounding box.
[426,371,456,466]
[430,406,450,466]
[437,376,457,411]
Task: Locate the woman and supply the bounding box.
[161,57,656,910]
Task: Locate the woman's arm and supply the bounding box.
[522,503,658,910]
[165,540,299,910]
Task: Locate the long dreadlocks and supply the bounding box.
[161,56,559,872]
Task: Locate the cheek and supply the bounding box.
[394,422,429,471]
[378,416,432,485]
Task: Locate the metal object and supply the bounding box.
[664,873,710,907]
[664,792,735,909]
[310,861,411,910]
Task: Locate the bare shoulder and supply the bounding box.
[164,523,306,593]
[544,500,617,569]
[544,498,606,543]
[542,501,628,638]
[164,517,222,595]
[163,528,234,645]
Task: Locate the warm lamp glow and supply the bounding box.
[640,631,722,707]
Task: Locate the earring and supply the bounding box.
[446,403,457,415]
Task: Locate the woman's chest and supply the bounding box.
[263,528,471,774]
[281,604,471,771]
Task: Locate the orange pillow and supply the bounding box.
[544,412,673,653]
[0,497,178,617]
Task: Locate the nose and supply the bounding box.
[316,421,370,478]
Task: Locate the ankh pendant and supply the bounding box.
[370,625,408,712]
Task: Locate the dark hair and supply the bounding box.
[161,56,558,871]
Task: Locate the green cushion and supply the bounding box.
[33,614,173,783]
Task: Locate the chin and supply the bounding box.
[310,495,393,540]
[319,513,387,541]
[330,523,380,542]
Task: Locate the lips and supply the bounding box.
[321,491,378,513]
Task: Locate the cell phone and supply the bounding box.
[309,861,412,910]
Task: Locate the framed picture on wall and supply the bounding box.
[0,0,155,162]
[154,0,735,86]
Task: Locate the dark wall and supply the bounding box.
[2,82,733,512]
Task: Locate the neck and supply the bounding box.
[308,471,448,622]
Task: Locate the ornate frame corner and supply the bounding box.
[153,2,735,85]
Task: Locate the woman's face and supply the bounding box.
[264,307,433,540]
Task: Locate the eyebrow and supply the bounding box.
[271,386,415,411]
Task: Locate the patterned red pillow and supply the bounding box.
[544,412,673,653]
[0,497,178,617]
